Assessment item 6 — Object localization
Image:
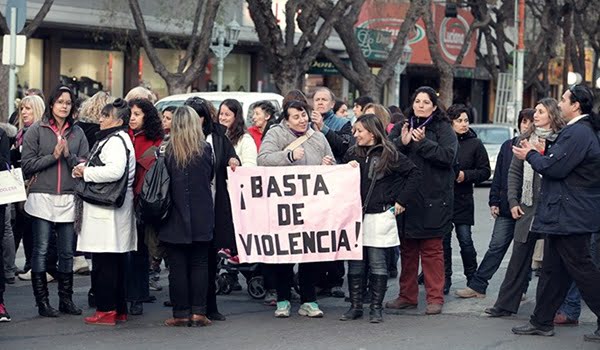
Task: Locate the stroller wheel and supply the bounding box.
[247,276,266,299]
[219,273,233,295]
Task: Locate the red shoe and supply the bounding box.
[554,313,579,326]
[85,311,117,326]
[116,313,128,322]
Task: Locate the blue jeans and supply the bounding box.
[348,247,388,276]
[443,224,478,279]
[468,216,516,294]
[31,217,75,274]
[557,233,600,320]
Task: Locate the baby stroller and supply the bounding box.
[215,253,266,299]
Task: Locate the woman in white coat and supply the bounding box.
[73,99,137,326]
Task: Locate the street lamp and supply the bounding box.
[393,44,413,106]
[210,19,241,92]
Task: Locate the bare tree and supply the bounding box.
[246,0,354,95]
[0,0,55,122]
[316,0,427,102]
[127,0,220,94]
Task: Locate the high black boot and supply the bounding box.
[443,233,452,295]
[58,272,82,315]
[461,250,478,283]
[369,274,387,323]
[31,272,59,317]
[340,274,363,321]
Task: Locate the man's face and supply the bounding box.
[353,104,363,117]
[558,90,577,121]
[313,90,334,114]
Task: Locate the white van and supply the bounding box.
[155,92,284,126]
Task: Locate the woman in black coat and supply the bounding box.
[184,97,239,322]
[443,104,490,294]
[385,86,458,315]
[159,106,214,327]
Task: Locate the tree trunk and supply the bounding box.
[166,79,189,95]
[423,0,453,107]
[274,66,303,97]
[0,50,8,122]
[357,79,383,103]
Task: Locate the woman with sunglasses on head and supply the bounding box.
[21,86,89,317]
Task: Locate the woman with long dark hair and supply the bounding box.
[21,86,89,317]
[385,86,458,315]
[126,98,165,315]
[184,96,239,321]
[218,99,257,166]
[341,114,420,323]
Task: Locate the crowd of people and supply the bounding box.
[0,83,599,343]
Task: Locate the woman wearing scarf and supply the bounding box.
[485,97,566,317]
[258,100,335,318]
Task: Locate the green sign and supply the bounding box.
[355,28,392,61]
[308,59,339,75]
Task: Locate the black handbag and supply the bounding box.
[75,133,130,208]
[138,143,171,223]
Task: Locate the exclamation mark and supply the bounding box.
[240,184,246,210]
[355,221,361,248]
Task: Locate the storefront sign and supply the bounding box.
[355,28,392,61]
[308,59,339,75]
[227,165,363,264]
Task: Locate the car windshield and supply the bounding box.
[471,127,510,145]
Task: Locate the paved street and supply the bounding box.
[0,188,598,350]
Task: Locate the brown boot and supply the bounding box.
[455,287,485,299]
[190,314,212,327]
[425,304,443,315]
[164,317,190,327]
[385,297,417,310]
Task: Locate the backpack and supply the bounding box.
[138,142,171,223]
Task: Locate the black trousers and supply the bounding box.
[12,206,33,270]
[166,242,209,318]
[530,234,600,331]
[268,262,319,303]
[92,253,127,314]
[493,232,538,314]
[315,261,345,289]
[0,205,5,304]
[206,246,219,314]
[125,224,149,302]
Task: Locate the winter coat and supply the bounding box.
[507,153,542,243]
[234,133,258,166]
[159,143,214,244]
[128,129,163,199]
[343,144,421,213]
[258,119,334,167]
[77,129,137,253]
[489,137,519,218]
[0,128,9,167]
[453,129,491,225]
[527,116,600,235]
[248,126,263,149]
[320,110,354,162]
[210,123,240,249]
[76,121,100,149]
[390,113,458,239]
[21,118,90,195]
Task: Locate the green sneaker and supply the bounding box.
[298,302,324,318]
[274,301,291,318]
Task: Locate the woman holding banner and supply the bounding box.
[257,100,335,318]
[385,86,458,315]
[342,114,420,323]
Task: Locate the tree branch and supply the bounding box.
[181,0,219,85]
[177,0,204,73]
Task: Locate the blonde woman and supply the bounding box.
[363,103,391,129]
[11,95,45,280]
[78,92,115,147]
[159,106,214,327]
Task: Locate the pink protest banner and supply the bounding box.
[227,165,363,264]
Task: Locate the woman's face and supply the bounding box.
[252,107,270,129]
[219,105,235,130]
[534,103,552,130]
[20,102,34,125]
[336,104,349,118]
[353,121,376,146]
[412,92,436,118]
[286,107,309,133]
[129,105,145,131]
[52,92,72,120]
[452,112,470,134]
[364,107,375,115]
[520,118,532,134]
[162,110,173,131]
[99,113,123,131]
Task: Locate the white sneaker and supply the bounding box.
[18,270,31,281]
[46,273,54,282]
[298,302,324,318]
[73,256,89,274]
[274,301,291,318]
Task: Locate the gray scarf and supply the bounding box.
[522,127,551,206]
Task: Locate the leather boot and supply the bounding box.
[369,274,387,323]
[340,274,363,321]
[461,250,478,283]
[58,272,82,315]
[85,310,117,326]
[31,272,59,317]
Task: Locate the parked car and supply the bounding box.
[155,92,284,126]
[470,123,519,183]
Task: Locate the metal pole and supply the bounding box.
[515,0,525,114]
[217,35,224,92]
[8,7,17,116]
[394,64,401,106]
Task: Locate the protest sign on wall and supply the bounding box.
[227,165,363,264]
